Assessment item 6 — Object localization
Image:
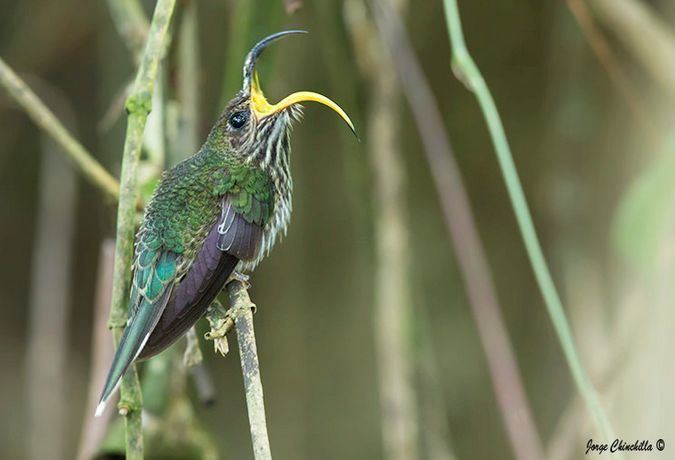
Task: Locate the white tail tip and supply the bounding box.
[95,400,107,417]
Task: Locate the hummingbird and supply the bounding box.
[96,30,355,416]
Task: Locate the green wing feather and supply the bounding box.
[96,238,178,415]
[226,167,274,225]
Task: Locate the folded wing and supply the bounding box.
[137,197,263,359]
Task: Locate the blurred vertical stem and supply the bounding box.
[586,0,675,96]
[565,0,649,131]
[176,0,200,161]
[368,46,419,460]
[219,0,255,108]
[366,1,543,458]
[26,92,77,460]
[417,306,456,460]
[345,1,420,458]
[442,0,616,444]
[107,1,177,459]
[78,240,116,460]
[316,1,369,231]
[105,0,149,61]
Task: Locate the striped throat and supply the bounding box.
[239,105,302,271]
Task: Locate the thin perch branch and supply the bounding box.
[226,280,272,460]
[442,0,617,447]
[0,57,119,200]
[106,1,177,459]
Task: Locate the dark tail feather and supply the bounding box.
[95,291,170,416]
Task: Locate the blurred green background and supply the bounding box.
[1,0,673,459]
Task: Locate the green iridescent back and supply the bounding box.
[130,140,275,306]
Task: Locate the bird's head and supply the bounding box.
[212,30,355,165]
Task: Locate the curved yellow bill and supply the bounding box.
[250,72,357,137]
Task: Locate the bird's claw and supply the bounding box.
[227,270,251,289]
[204,283,258,357]
[204,300,234,356]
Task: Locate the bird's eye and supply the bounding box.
[228,111,248,129]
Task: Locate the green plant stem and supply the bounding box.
[441,0,616,444]
[0,57,119,200]
[107,1,177,459]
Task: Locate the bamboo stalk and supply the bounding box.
[441,0,617,447]
[106,1,177,459]
[0,57,119,200]
[226,280,272,460]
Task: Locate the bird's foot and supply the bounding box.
[227,270,251,289]
[183,326,203,367]
[204,299,233,356]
